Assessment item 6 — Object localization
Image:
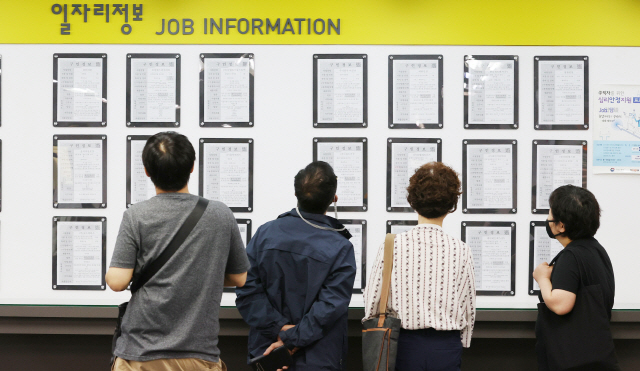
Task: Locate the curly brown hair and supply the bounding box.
[407,162,462,218]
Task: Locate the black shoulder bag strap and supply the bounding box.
[112,197,209,367]
[565,248,594,288]
[548,249,565,268]
[550,248,592,287]
[130,197,209,293]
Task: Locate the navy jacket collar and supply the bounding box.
[278,208,352,240]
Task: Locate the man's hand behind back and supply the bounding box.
[264,325,299,371]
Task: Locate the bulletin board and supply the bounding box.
[0,43,639,311]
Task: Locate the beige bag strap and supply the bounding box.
[377,233,396,327]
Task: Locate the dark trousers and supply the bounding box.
[395,328,462,371]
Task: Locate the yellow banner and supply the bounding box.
[2,0,640,45]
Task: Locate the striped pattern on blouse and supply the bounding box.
[363,224,476,347]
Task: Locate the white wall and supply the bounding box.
[0,44,637,309]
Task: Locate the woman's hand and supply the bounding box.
[533,262,553,283]
[534,262,576,315]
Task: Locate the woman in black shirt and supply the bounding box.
[533,185,618,370]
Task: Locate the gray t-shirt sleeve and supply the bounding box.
[110,210,139,269]
[224,208,250,275]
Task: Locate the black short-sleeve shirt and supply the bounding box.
[547,237,615,319]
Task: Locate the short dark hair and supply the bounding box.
[142,132,195,192]
[294,161,337,214]
[407,162,462,218]
[549,185,600,240]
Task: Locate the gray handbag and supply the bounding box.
[362,233,402,371]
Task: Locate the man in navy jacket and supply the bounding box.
[236,161,356,371]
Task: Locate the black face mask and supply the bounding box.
[545,219,563,239]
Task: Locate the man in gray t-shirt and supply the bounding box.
[107,132,249,371]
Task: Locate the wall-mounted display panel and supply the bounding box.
[462,139,517,214]
[531,140,587,214]
[52,216,106,291]
[388,55,443,129]
[126,53,181,127]
[53,53,107,127]
[224,219,252,293]
[386,138,442,212]
[1,44,639,311]
[313,137,368,212]
[53,134,107,209]
[461,221,516,296]
[0,55,2,126]
[340,219,367,292]
[534,56,589,130]
[236,218,252,248]
[126,135,155,208]
[200,53,254,128]
[0,140,2,212]
[386,220,418,235]
[528,221,564,295]
[199,138,254,212]
[313,54,367,128]
[464,55,519,129]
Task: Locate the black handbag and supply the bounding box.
[110,197,209,366]
[536,248,619,371]
[362,233,402,371]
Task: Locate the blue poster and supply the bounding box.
[593,85,640,174]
